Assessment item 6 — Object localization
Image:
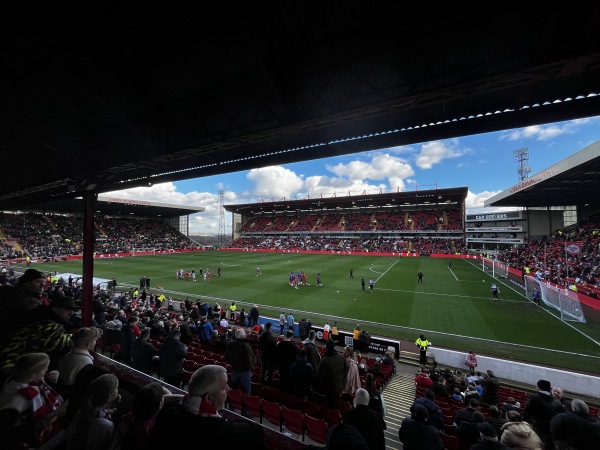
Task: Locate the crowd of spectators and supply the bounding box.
[0,212,198,260]
[497,223,600,298]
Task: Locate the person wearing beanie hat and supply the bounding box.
[524,379,559,448]
[343,388,387,450]
[0,269,46,324]
[536,379,551,392]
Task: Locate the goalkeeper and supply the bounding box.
[532,288,541,307]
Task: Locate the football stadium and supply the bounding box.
[2,4,600,450]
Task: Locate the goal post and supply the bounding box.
[524,275,586,323]
[481,257,508,278]
[131,248,156,256]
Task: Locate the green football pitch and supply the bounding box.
[27,251,600,373]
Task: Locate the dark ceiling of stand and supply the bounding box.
[2,2,600,212]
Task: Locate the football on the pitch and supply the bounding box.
[337,290,340,293]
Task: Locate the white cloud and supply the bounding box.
[327,153,414,190]
[500,121,581,141]
[415,140,466,169]
[246,166,304,198]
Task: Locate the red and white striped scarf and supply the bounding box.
[18,380,64,420]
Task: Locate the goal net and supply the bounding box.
[524,275,586,323]
[482,257,508,278]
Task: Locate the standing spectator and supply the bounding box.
[323,321,331,341]
[550,398,600,450]
[0,269,46,329]
[342,346,361,400]
[57,327,102,388]
[289,349,315,400]
[415,334,430,366]
[298,318,308,341]
[148,365,264,449]
[316,339,347,408]
[551,386,571,411]
[158,330,187,389]
[364,372,386,418]
[248,304,259,328]
[66,373,120,450]
[0,352,66,449]
[353,324,361,349]
[131,328,158,376]
[286,312,295,335]
[303,329,321,373]
[258,322,277,386]
[481,369,500,406]
[278,312,286,336]
[524,379,559,449]
[274,330,298,394]
[399,404,444,450]
[342,388,386,450]
[197,316,214,344]
[500,410,544,450]
[224,328,256,398]
[120,316,139,366]
[465,350,478,375]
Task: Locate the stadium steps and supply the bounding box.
[382,366,415,449]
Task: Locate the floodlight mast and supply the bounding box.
[513,147,531,182]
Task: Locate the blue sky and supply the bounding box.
[105,115,600,234]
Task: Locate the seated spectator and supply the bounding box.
[455,410,486,449]
[57,327,102,388]
[454,397,480,428]
[472,422,511,450]
[464,383,481,404]
[451,387,465,402]
[148,365,264,449]
[485,405,507,438]
[550,398,600,450]
[110,382,183,450]
[413,389,444,431]
[501,396,521,414]
[431,376,450,398]
[500,410,544,450]
[398,404,444,450]
[415,367,433,390]
[0,352,66,450]
[67,373,120,450]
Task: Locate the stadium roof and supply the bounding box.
[15,196,204,219]
[225,187,468,215]
[485,140,600,208]
[1,2,600,212]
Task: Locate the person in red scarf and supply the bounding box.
[0,352,66,449]
[149,365,264,449]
